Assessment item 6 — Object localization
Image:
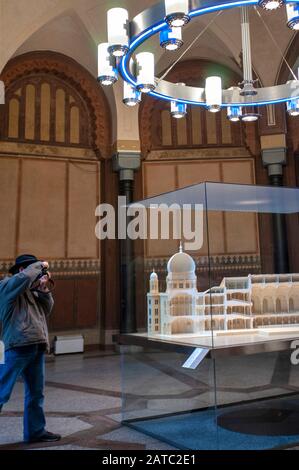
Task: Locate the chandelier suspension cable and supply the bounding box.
[241,6,253,83]
[254,5,297,80]
[157,10,223,84]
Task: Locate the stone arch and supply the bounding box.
[252,296,261,314]
[276,298,282,314]
[263,297,274,314]
[0,51,112,158]
[263,298,268,314]
[290,297,295,313]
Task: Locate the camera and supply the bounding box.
[36,266,49,281]
[32,264,55,293]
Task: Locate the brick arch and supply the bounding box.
[139,59,243,156]
[0,51,112,158]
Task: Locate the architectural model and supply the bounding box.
[147,243,299,335]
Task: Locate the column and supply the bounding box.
[113,150,141,333]
[262,144,289,273]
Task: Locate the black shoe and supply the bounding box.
[27,431,62,443]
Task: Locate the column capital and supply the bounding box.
[112,150,141,181]
[260,133,286,151]
[261,146,286,177]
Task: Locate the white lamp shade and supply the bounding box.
[286,3,299,30]
[205,76,222,111]
[287,99,299,116]
[136,52,155,92]
[160,26,183,50]
[258,0,283,10]
[165,0,189,16]
[227,106,242,121]
[171,101,187,118]
[123,81,141,106]
[165,0,190,26]
[107,8,129,49]
[97,43,117,84]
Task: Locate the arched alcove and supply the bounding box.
[0,51,113,345]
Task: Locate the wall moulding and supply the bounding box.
[0,141,98,161]
[146,146,251,161]
[0,258,101,278]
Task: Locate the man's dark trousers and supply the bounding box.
[0,344,46,442]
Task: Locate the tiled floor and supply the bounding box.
[0,352,175,450]
[0,350,299,450]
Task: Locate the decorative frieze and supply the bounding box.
[0,258,101,278]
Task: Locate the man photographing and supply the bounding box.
[0,254,61,443]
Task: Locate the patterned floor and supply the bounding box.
[0,349,298,450]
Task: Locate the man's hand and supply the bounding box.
[30,261,50,291]
[38,261,51,292]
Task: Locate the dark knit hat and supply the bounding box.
[9,254,40,275]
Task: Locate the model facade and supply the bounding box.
[147,244,299,335]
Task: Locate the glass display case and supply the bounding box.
[120,182,299,449]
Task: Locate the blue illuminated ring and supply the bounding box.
[119,0,299,108]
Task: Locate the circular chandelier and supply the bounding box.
[97,0,299,122]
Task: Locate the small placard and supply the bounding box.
[182,347,209,370]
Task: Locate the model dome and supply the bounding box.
[167,243,196,275]
[150,269,158,280]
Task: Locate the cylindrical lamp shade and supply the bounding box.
[107,8,129,56]
[97,43,118,86]
[205,76,222,112]
[287,99,299,116]
[165,0,190,27]
[227,106,242,121]
[160,27,183,50]
[136,52,155,93]
[240,106,260,122]
[286,3,299,30]
[171,101,187,118]
[123,82,141,107]
[258,0,283,10]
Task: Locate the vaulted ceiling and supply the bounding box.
[0,0,297,139]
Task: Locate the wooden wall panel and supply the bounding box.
[221,160,254,184]
[206,113,217,145]
[40,83,51,141]
[221,109,232,144]
[25,84,35,140]
[50,279,75,330]
[221,160,258,254]
[55,88,66,143]
[0,158,19,259]
[68,163,99,258]
[176,117,188,146]
[8,99,19,138]
[18,159,66,258]
[144,163,176,198]
[191,108,202,145]
[225,211,259,254]
[177,162,221,186]
[161,110,172,146]
[70,106,80,144]
[143,158,258,258]
[76,278,99,328]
